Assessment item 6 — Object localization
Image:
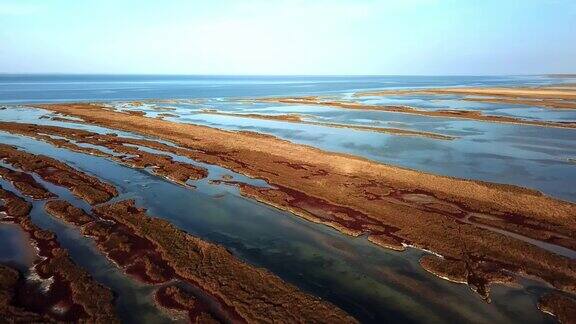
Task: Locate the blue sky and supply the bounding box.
[1,0,575,75]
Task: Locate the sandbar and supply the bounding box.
[33,103,576,299]
[256,97,576,129]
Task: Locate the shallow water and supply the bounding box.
[0,223,36,271]
[0,126,556,323]
[0,175,169,324]
[1,75,574,323]
[29,201,170,324]
[95,92,576,203]
[153,109,576,202]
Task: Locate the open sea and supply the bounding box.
[1,74,574,103]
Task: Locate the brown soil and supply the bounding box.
[156,285,196,311]
[462,97,576,110]
[44,198,354,323]
[201,110,304,122]
[48,115,88,123]
[44,200,174,284]
[0,264,54,322]
[0,187,119,323]
[125,110,147,116]
[36,246,119,323]
[44,200,93,226]
[419,254,514,300]
[0,121,208,185]
[44,200,231,322]
[34,103,576,298]
[468,215,576,251]
[0,166,54,199]
[0,144,117,204]
[0,186,31,218]
[257,97,576,129]
[152,106,178,111]
[199,110,455,140]
[210,180,404,248]
[2,143,355,322]
[154,285,194,320]
[538,292,576,324]
[218,180,575,299]
[156,113,179,118]
[358,85,576,110]
[155,285,220,323]
[94,199,356,323]
[419,254,468,283]
[357,86,576,100]
[547,75,576,78]
[195,312,220,324]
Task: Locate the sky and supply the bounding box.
[0,0,575,75]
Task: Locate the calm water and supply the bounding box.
[1,74,574,103]
[3,74,574,200]
[106,96,576,202]
[1,74,573,323]
[0,131,555,324]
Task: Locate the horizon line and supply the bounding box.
[1,72,575,77]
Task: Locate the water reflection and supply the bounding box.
[0,223,36,271]
[0,130,556,323]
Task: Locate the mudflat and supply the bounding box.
[357,85,576,100]
[196,110,456,139]
[357,85,576,110]
[35,103,576,299]
[0,143,353,323]
[255,97,576,128]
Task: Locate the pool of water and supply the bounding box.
[0,223,36,271]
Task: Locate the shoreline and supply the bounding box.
[0,186,119,322]
[356,85,576,110]
[255,97,576,129]
[1,142,355,323]
[195,110,456,140]
[27,102,576,300]
[357,86,576,100]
